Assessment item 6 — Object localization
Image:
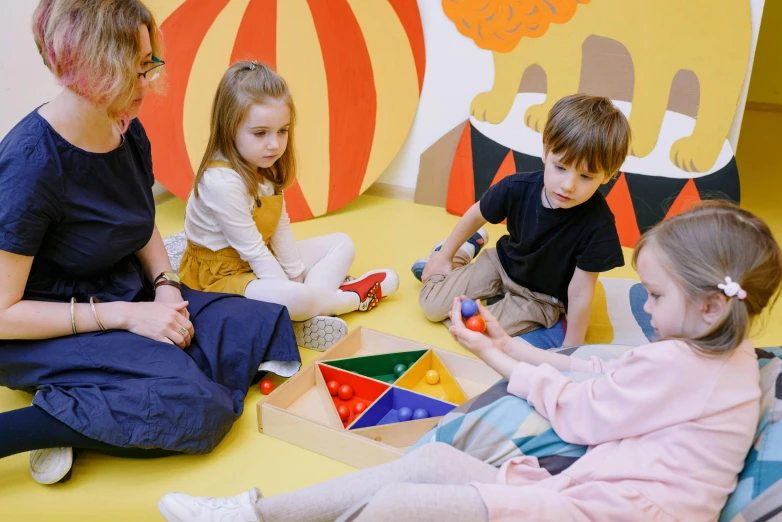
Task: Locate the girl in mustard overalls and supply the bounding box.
[180,61,398,350]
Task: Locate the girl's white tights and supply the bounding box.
[245,233,360,320]
[257,443,494,522]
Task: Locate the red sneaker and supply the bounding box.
[339,269,399,311]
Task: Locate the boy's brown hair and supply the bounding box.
[542,94,631,179]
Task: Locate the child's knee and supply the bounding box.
[407,442,461,464]
[333,232,355,259]
[418,284,453,322]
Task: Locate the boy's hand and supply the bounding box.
[448,297,509,356]
[422,250,453,282]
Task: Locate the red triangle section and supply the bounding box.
[605,173,641,247]
[664,178,701,221]
[446,123,475,217]
[490,150,517,187]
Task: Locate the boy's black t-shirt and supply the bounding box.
[479,171,624,308]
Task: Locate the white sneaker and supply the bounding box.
[29,447,73,484]
[293,316,348,351]
[159,488,263,522]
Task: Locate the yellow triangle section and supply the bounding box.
[394,350,469,405]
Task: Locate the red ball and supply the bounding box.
[353,402,367,415]
[337,404,351,422]
[465,316,486,333]
[259,379,275,395]
[338,384,354,401]
[327,380,340,396]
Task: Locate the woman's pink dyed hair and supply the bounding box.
[32,0,163,131]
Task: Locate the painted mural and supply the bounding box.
[140,0,425,222]
[414,0,762,246]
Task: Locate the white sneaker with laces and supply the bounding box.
[29,446,73,484]
[158,488,263,522]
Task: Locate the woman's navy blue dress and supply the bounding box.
[0,111,300,453]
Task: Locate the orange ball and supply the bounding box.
[327,380,340,396]
[338,384,354,401]
[259,379,274,395]
[465,316,486,333]
[337,404,351,422]
[354,402,367,415]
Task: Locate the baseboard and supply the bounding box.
[745,101,782,114]
[364,182,415,202]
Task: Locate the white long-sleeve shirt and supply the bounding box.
[184,163,305,280]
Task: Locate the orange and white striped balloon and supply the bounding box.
[140,0,425,221]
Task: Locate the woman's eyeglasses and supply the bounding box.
[138,56,165,82]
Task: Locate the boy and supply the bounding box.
[415,94,630,347]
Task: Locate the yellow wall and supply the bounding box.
[748,1,782,105]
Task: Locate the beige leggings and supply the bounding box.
[257,443,495,522]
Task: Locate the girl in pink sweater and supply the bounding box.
[159,201,782,522]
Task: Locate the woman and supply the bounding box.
[0,0,300,484]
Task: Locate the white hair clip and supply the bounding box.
[718,277,747,300]
[249,61,257,71]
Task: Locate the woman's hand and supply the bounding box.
[154,284,190,320]
[289,273,305,284]
[117,300,195,349]
[448,297,511,356]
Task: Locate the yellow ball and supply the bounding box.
[425,370,440,385]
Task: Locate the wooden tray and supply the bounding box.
[256,327,501,468]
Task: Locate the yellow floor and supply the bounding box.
[1,110,781,520]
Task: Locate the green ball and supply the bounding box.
[393,363,408,377]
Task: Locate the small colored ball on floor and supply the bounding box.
[353,402,367,415]
[259,379,274,395]
[425,370,440,385]
[327,380,340,396]
[337,405,350,422]
[413,408,429,420]
[461,298,479,319]
[465,315,486,333]
[398,407,413,421]
[393,363,408,377]
[338,384,354,401]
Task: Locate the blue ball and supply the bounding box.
[461,299,479,319]
[398,407,413,421]
[412,408,429,420]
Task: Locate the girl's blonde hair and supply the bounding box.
[32,0,163,124]
[193,61,297,198]
[633,201,782,355]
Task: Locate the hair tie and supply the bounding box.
[249,61,257,71]
[718,277,747,300]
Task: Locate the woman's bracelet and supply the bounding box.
[89,296,107,331]
[70,297,77,335]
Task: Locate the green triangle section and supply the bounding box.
[323,350,427,385]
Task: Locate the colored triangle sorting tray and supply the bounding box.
[257,327,502,469]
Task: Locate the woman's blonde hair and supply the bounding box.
[633,201,782,355]
[193,61,297,198]
[32,0,163,124]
